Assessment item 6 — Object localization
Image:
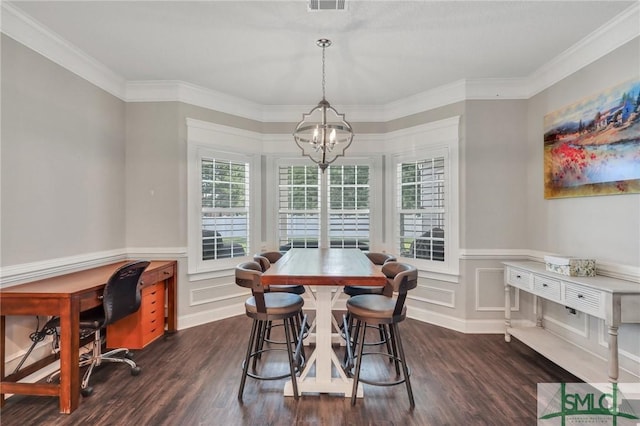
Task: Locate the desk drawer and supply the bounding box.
[143,313,164,339]
[107,280,166,349]
[533,276,561,301]
[507,267,532,290]
[158,264,174,280]
[564,283,604,318]
[141,270,158,288]
[142,282,163,304]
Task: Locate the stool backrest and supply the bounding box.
[259,251,283,264]
[366,252,397,265]
[381,262,418,316]
[253,255,271,272]
[235,261,267,312]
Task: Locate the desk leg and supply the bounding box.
[165,271,177,333]
[58,298,80,414]
[1,315,5,407]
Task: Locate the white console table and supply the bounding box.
[504,261,640,384]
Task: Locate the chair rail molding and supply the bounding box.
[0,247,187,288]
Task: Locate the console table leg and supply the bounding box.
[607,325,619,383]
[504,282,511,342]
[535,295,543,328]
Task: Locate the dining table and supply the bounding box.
[261,248,387,397]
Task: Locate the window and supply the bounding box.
[276,161,372,251]
[389,118,459,275]
[328,165,370,249]
[187,119,261,275]
[277,165,320,250]
[201,158,249,260]
[398,157,445,261]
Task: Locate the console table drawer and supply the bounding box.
[533,276,561,301]
[564,283,604,318]
[506,267,532,290]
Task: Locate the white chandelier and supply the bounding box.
[293,39,354,172]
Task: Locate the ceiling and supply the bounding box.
[6,1,636,107]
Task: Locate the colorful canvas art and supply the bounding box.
[543,79,640,199]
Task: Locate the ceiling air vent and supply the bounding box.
[309,0,346,11]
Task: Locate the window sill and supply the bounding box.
[397,256,460,284]
[188,256,252,282]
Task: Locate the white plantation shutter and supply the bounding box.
[277,163,370,251]
[201,158,250,260]
[328,165,370,249]
[398,156,445,261]
[277,165,321,250]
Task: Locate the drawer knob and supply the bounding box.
[577,294,584,299]
[516,275,521,279]
[542,283,548,288]
[164,271,170,275]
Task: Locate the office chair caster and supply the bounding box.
[124,351,134,359]
[131,366,141,376]
[81,386,94,397]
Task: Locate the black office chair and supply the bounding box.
[343,262,418,408]
[47,260,150,397]
[235,261,307,401]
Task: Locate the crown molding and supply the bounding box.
[526,2,640,97]
[126,80,265,122]
[1,1,126,99]
[3,2,638,123]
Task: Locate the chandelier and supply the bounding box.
[293,39,354,172]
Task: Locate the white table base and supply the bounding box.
[283,286,363,398]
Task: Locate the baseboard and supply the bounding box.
[178,303,245,330]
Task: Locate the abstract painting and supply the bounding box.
[544,79,640,199]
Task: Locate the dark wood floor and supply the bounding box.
[1,315,579,426]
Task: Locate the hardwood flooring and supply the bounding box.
[1,315,579,425]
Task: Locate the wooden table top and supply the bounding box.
[261,248,387,287]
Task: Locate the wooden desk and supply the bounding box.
[261,248,386,397]
[0,260,177,414]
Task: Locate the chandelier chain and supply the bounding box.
[321,44,326,101]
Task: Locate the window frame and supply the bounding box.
[187,119,261,276]
[386,118,460,278]
[267,155,382,252]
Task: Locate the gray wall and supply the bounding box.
[527,38,640,266]
[1,35,126,266]
[125,102,183,248]
[463,100,528,250]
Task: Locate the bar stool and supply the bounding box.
[343,261,418,408]
[235,261,307,401]
[342,253,397,351]
[253,254,308,345]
